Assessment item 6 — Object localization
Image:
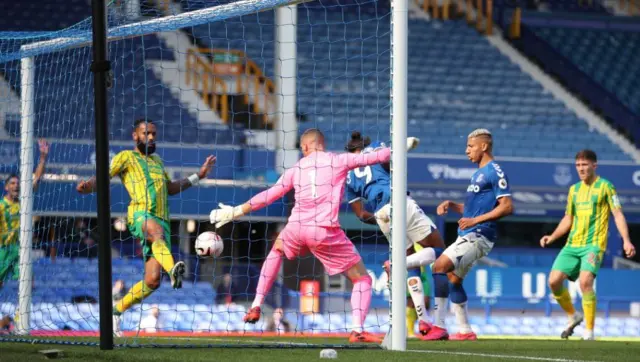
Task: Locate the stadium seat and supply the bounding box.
[534,27,640,119]
[183,7,632,160]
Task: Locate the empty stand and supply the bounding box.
[534,27,640,119]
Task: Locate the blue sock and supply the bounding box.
[433,248,443,259]
[407,268,421,279]
[450,283,468,304]
[433,273,449,298]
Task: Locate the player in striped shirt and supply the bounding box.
[541,149,635,340]
[209,129,420,343]
[0,139,49,289]
[77,118,216,336]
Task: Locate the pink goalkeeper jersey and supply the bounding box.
[248,148,391,227]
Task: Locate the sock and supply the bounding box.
[151,240,175,273]
[252,248,283,309]
[582,291,596,330]
[432,273,449,329]
[552,287,576,317]
[406,306,417,336]
[406,248,436,269]
[350,275,372,333]
[407,276,429,323]
[450,283,471,334]
[114,281,156,315]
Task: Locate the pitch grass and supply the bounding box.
[2,337,640,362]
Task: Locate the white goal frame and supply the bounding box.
[14,0,409,350]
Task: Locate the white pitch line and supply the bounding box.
[407,349,600,362]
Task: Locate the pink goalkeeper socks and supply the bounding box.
[350,275,373,333]
[251,248,284,309]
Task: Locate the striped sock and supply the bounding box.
[406,306,417,336]
[151,240,175,274]
[582,291,596,330]
[552,287,575,317]
[115,281,156,315]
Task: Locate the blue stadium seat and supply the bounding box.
[535,27,640,119]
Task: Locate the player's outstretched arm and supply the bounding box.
[540,214,573,247]
[77,150,128,194]
[350,200,378,225]
[611,208,636,258]
[167,155,216,196]
[458,196,513,231]
[32,139,50,190]
[210,167,295,228]
[341,137,420,170]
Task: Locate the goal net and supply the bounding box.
[0,0,408,348]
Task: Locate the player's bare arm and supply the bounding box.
[166,155,216,195]
[458,196,513,230]
[540,214,573,247]
[611,208,636,258]
[32,139,50,190]
[437,200,464,216]
[349,200,377,225]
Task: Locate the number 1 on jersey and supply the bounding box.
[309,170,318,198]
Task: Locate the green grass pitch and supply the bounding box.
[2,336,640,361]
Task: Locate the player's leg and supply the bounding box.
[112,257,162,336]
[578,246,602,340]
[406,297,418,337]
[427,250,455,340]
[402,198,446,269]
[308,227,379,343]
[447,273,476,340]
[549,248,583,339]
[139,215,184,289]
[244,236,287,323]
[578,271,596,340]
[343,260,380,343]
[406,253,431,336]
[0,245,12,289]
[386,198,443,335]
[424,233,493,340]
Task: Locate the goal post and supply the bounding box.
[390,0,409,352]
[5,0,409,350]
[15,56,36,336]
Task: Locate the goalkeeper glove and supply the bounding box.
[406,137,420,151]
[209,203,246,228]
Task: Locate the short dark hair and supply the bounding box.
[5,173,18,184]
[133,118,154,130]
[345,131,371,152]
[575,149,597,162]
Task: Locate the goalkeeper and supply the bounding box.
[77,119,215,336]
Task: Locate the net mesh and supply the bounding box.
[0,0,394,347]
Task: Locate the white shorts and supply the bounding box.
[443,233,494,278]
[374,196,436,250]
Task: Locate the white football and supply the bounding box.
[195,231,224,258]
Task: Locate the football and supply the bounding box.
[195,231,224,258]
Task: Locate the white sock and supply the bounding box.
[452,302,472,334]
[433,297,448,328]
[407,277,429,323]
[406,248,436,269]
[583,329,594,339]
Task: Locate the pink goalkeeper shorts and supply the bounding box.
[279,223,362,276]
